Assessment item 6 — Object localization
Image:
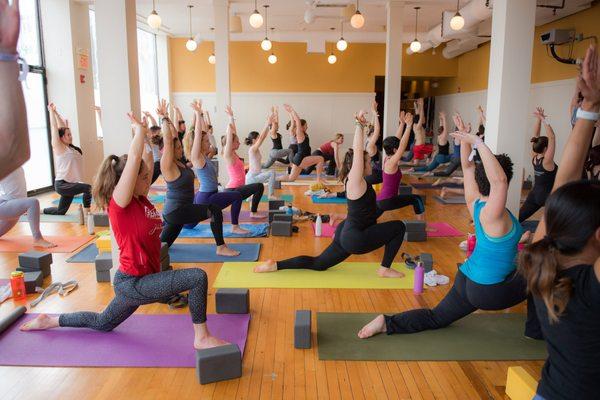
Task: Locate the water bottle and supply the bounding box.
[413,262,424,295]
[286,205,293,215]
[87,213,95,235]
[78,204,84,225]
[315,214,322,237]
[466,233,476,258]
[10,271,27,300]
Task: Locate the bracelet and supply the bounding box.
[576,107,600,122]
[0,52,18,62]
[0,52,28,82]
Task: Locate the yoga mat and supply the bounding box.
[434,195,466,205]
[223,210,267,223]
[214,262,413,289]
[51,195,85,205]
[427,222,464,238]
[298,173,336,179]
[311,195,346,204]
[282,180,341,186]
[260,194,293,203]
[179,223,269,238]
[19,214,80,223]
[311,222,337,238]
[0,313,250,367]
[53,195,165,205]
[317,313,547,361]
[0,235,93,253]
[521,220,540,232]
[411,182,463,189]
[169,243,261,263]
[66,243,100,263]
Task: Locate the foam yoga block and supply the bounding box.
[93,213,109,227]
[18,251,52,278]
[94,253,112,271]
[271,221,292,236]
[405,231,427,242]
[196,344,242,384]
[216,288,250,314]
[272,214,292,223]
[23,271,43,294]
[403,220,426,232]
[0,306,27,334]
[420,253,433,272]
[398,185,413,195]
[96,235,111,253]
[269,200,285,210]
[505,366,538,400]
[295,310,312,349]
[268,210,285,223]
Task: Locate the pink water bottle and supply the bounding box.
[466,234,476,258]
[413,262,424,295]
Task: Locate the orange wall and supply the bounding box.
[169,40,458,92]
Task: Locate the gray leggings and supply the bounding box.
[262,148,294,169]
[0,197,42,239]
[59,268,209,331]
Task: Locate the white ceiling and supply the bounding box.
[132,0,592,43]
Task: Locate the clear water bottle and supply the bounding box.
[87,213,95,235]
[78,204,84,225]
[315,214,322,237]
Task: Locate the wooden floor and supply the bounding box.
[0,175,544,400]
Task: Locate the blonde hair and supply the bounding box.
[183,126,195,161]
[334,133,344,141]
[92,155,128,210]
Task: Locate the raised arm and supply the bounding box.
[438,111,448,142]
[415,98,426,129]
[346,111,368,200]
[366,101,380,157]
[175,106,186,133]
[47,103,66,151]
[223,105,236,161]
[190,99,206,169]
[204,110,211,127]
[270,106,280,139]
[452,113,478,216]
[143,111,158,128]
[541,117,556,170]
[285,104,304,142]
[389,113,413,165]
[477,105,486,126]
[253,110,275,150]
[394,110,406,140]
[157,99,179,181]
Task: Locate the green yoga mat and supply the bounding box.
[317,313,547,361]
[214,262,414,289]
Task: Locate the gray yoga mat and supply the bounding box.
[434,195,466,204]
[19,214,79,223]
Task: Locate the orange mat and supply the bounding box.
[0,235,94,253]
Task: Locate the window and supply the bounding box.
[137,28,160,115]
[17,0,53,192]
[88,9,102,138]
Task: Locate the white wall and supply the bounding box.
[435,78,575,180]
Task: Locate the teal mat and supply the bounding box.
[180,223,269,238]
[311,195,346,204]
[260,194,293,203]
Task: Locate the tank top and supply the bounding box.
[297,135,311,157]
[0,167,26,201]
[55,146,84,183]
[272,133,283,150]
[532,156,557,191]
[438,142,449,155]
[248,147,262,174]
[345,182,378,230]
[163,165,194,215]
[226,154,246,189]
[377,161,402,201]
[194,161,218,192]
[319,141,334,156]
[459,199,522,284]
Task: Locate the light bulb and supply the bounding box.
[450,13,465,31]
[328,53,337,64]
[409,39,421,53]
[350,11,364,29]
[268,53,277,64]
[249,11,263,28]
[208,54,216,64]
[336,38,348,51]
[186,39,197,52]
[147,10,161,29]
[261,38,272,51]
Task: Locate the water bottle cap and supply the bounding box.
[11,271,24,278]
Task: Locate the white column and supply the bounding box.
[484,0,537,213]
[156,33,171,103]
[213,0,231,182]
[383,0,404,137]
[95,0,141,157]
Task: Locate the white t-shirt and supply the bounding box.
[55,146,84,183]
[0,167,27,201]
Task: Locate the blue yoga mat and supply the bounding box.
[179,223,269,238]
[311,195,346,204]
[53,194,163,205]
[52,195,85,205]
[66,243,100,263]
[169,243,261,262]
[260,194,293,203]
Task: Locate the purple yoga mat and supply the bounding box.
[0,313,250,368]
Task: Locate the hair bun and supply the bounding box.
[530,137,538,143]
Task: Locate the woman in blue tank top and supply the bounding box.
[358,112,541,339]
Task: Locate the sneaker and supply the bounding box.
[424,271,438,287]
[459,240,467,251]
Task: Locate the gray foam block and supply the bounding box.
[161,255,172,271]
[272,214,293,222]
[268,200,285,211]
[93,213,109,227]
[17,263,51,279]
[18,251,52,276]
[196,344,242,384]
[398,185,413,195]
[96,269,111,283]
[294,310,311,349]
[94,253,113,271]
[420,253,433,272]
[405,231,427,242]
[160,242,169,260]
[268,210,286,223]
[216,288,249,314]
[403,220,426,232]
[271,220,292,236]
[23,271,43,294]
[0,306,26,334]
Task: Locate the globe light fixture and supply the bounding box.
[208,53,216,64]
[260,5,271,51]
[268,53,277,64]
[328,53,337,64]
[350,0,364,29]
[409,6,421,53]
[249,0,263,28]
[336,21,348,51]
[147,0,161,29]
[450,0,465,31]
[185,5,197,52]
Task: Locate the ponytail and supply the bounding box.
[183,128,195,161]
[245,131,259,146]
[337,149,354,183]
[92,155,128,210]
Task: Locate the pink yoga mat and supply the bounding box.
[0,313,250,367]
[0,235,94,253]
[427,222,464,238]
[311,222,338,238]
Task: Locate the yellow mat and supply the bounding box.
[214,262,414,289]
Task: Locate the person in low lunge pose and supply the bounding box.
[254,110,407,279]
[245,107,280,200]
[21,113,229,351]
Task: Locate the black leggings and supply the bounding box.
[59,269,209,330]
[277,219,406,271]
[43,180,91,215]
[384,270,542,338]
[160,203,224,247]
[377,195,425,216]
[304,150,336,176]
[519,187,551,222]
[151,160,161,184]
[225,183,263,214]
[433,157,461,177]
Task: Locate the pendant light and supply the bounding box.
[260,5,272,51]
[450,0,465,31]
[327,37,337,64]
[185,5,197,52]
[147,0,161,29]
[336,20,348,51]
[409,6,421,53]
[208,27,215,64]
[249,0,264,29]
[350,0,364,29]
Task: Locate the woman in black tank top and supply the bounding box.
[519,107,557,223]
[253,110,406,278]
[261,107,294,168]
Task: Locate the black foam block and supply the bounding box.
[94,253,112,272]
[196,344,242,384]
[405,231,427,242]
[272,214,293,222]
[268,200,285,210]
[215,288,249,314]
[18,251,52,277]
[403,220,426,232]
[23,271,43,294]
[96,270,111,283]
[294,310,311,349]
[93,213,109,227]
[271,221,292,236]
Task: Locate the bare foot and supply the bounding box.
[407,168,415,173]
[357,314,386,339]
[432,178,442,187]
[216,245,240,257]
[20,314,59,331]
[416,213,425,221]
[440,187,448,199]
[194,335,230,350]
[377,267,405,278]
[253,259,277,273]
[33,238,57,248]
[231,226,251,235]
[250,212,266,219]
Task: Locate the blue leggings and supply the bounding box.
[415,154,452,172]
[191,190,242,228]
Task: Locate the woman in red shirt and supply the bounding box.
[21,113,228,350]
